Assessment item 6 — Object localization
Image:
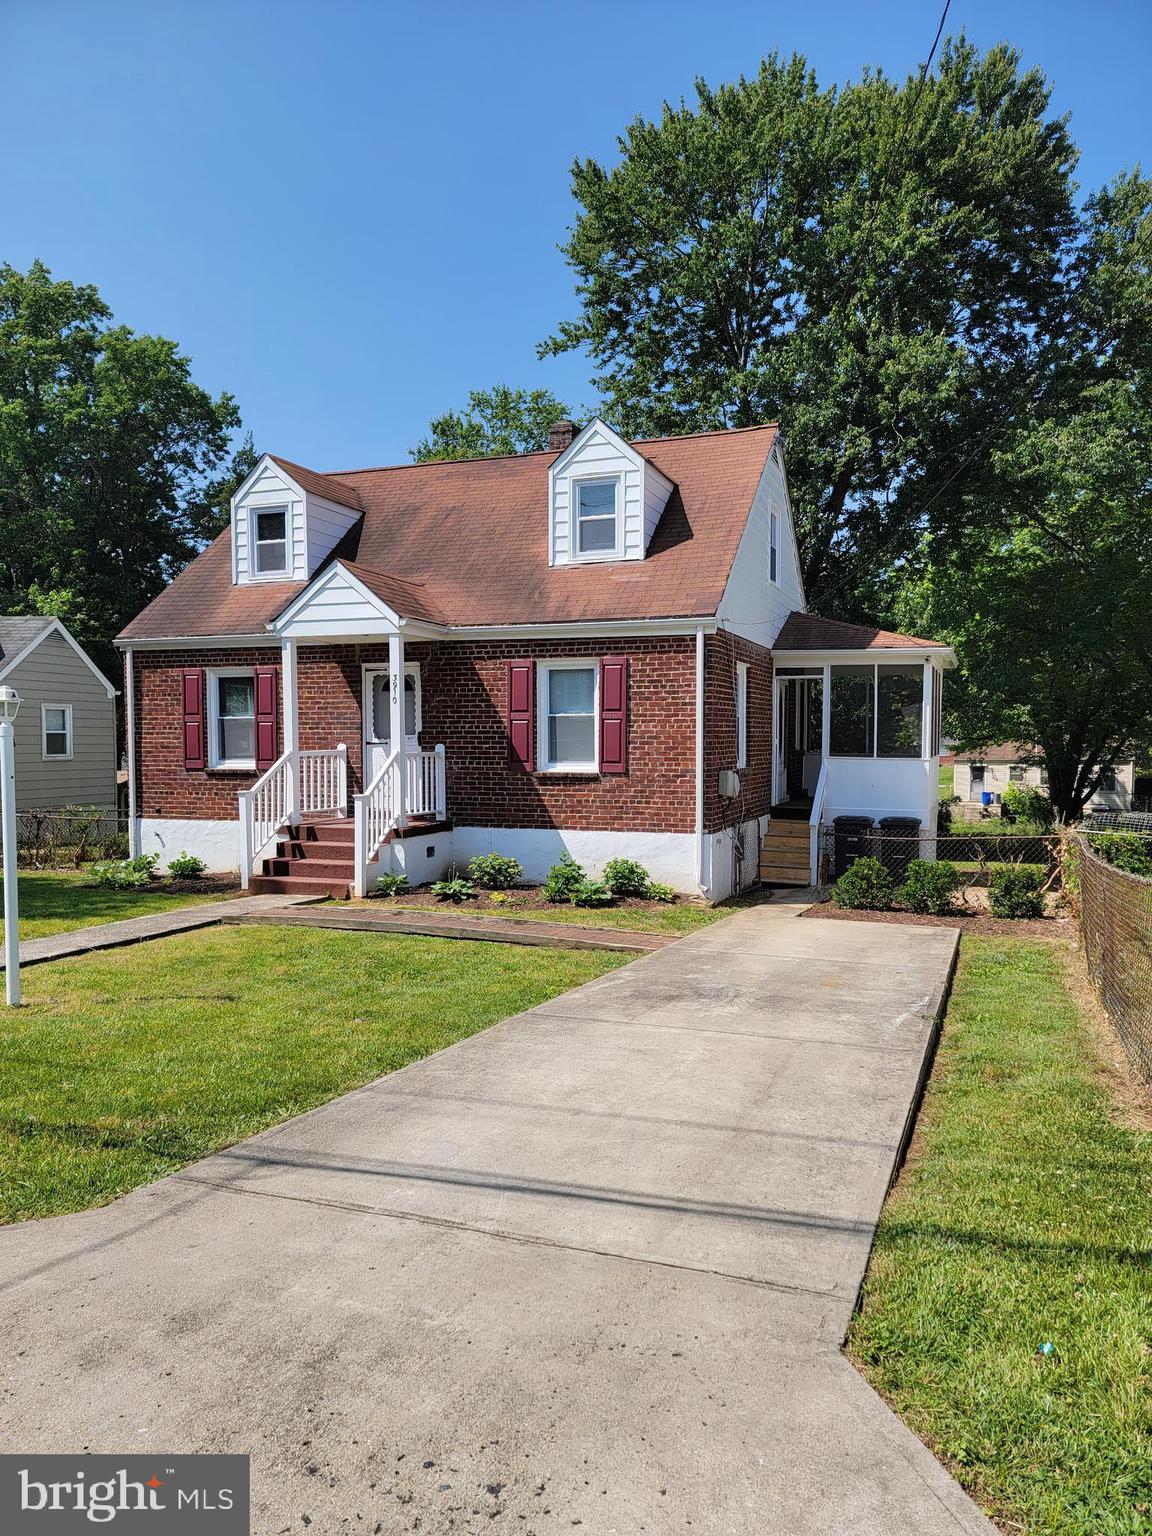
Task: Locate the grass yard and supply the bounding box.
[939,760,955,797]
[850,936,1152,1535]
[0,924,628,1224]
[0,870,235,941]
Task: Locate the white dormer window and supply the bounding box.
[253,507,288,576]
[574,476,621,559]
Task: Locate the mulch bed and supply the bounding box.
[156,874,242,897]
[354,885,703,918]
[800,900,1074,942]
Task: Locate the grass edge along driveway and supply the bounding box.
[1,870,237,941]
[0,924,629,1224]
[850,935,1152,1536]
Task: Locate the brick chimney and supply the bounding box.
[547,419,579,453]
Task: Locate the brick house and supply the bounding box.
[117,418,954,899]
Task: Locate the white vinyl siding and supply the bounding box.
[538,662,598,772]
[715,445,807,646]
[549,420,672,566]
[232,457,361,586]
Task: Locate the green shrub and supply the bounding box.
[543,852,585,903]
[467,852,524,889]
[570,879,615,908]
[898,859,959,915]
[88,853,159,889]
[831,856,893,911]
[1087,832,1152,877]
[167,851,207,879]
[369,872,409,898]
[602,857,651,897]
[647,881,677,903]
[431,876,476,903]
[936,796,959,835]
[1001,783,1054,827]
[989,866,1046,918]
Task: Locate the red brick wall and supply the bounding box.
[703,631,773,833]
[133,646,281,819]
[132,631,769,834]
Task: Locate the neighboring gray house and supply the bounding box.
[0,617,118,809]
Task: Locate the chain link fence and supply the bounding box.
[820,828,1061,895]
[1076,833,1152,1083]
[0,807,129,869]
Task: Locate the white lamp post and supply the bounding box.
[0,685,21,1006]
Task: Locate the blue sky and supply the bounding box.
[3,0,1149,471]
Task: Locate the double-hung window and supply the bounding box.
[210,672,256,769]
[540,663,597,771]
[573,478,619,558]
[1008,764,1026,783]
[42,704,72,759]
[253,506,288,576]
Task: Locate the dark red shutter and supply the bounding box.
[506,659,535,771]
[254,667,280,771]
[599,656,629,774]
[181,669,206,771]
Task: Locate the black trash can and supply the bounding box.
[832,815,875,880]
[878,816,922,883]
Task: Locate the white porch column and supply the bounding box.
[389,630,407,829]
[282,637,299,821]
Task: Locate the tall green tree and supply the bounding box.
[411,384,573,462]
[0,260,240,680]
[540,41,1079,613]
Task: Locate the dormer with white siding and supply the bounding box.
[547,419,674,566]
[230,453,363,587]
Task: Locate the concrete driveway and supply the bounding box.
[0,903,994,1535]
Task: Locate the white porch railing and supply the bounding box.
[353,745,446,897]
[239,744,348,888]
[808,759,828,887]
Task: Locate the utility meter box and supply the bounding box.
[717,769,741,799]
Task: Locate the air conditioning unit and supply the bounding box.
[717,769,741,799]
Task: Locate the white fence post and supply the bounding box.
[353,790,366,898]
[435,743,447,821]
[336,743,348,816]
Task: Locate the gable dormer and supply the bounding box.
[230,453,363,587]
[548,419,674,566]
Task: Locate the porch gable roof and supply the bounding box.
[269,560,450,639]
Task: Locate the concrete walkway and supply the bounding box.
[0,904,993,1534]
[1,892,323,969]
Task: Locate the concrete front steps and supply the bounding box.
[759,818,812,887]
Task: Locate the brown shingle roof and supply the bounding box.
[774,612,947,651]
[338,561,449,626]
[268,455,363,511]
[119,426,781,639]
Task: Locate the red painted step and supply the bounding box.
[249,874,352,899]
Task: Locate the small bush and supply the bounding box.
[602,857,651,897]
[543,853,585,904]
[831,857,893,911]
[570,879,615,908]
[89,853,159,889]
[431,876,476,903]
[898,859,959,915]
[989,866,1046,918]
[647,881,677,903]
[167,851,207,879]
[467,852,524,889]
[1088,832,1152,878]
[936,796,959,835]
[369,872,409,898]
[1001,783,1054,828]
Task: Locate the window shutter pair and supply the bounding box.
[505,657,628,774]
[180,666,279,772]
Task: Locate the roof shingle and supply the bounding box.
[774,612,947,651]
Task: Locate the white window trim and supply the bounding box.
[768,510,780,585]
[537,659,599,774]
[570,475,623,563]
[250,503,290,580]
[41,702,73,761]
[207,668,256,771]
[736,662,749,770]
[361,662,422,747]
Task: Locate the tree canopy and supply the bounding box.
[540,40,1081,613]
[0,260,243,681]
[411,384,573,462]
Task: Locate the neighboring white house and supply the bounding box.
[0,617,118,810]
[954,744,1136,814]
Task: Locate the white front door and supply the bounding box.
[362,664,421,782]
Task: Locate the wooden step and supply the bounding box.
[276,838,358,862]
[299,819,355,844]
[263,857,355,880]
[249,874,350,899]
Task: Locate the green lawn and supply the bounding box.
[850,937,1152,1535]
[0,870,234,941]
[0,924,628,1224]
[939,761,956,797]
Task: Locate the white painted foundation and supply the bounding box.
[444,826,699,892]
[138,817,241,874]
